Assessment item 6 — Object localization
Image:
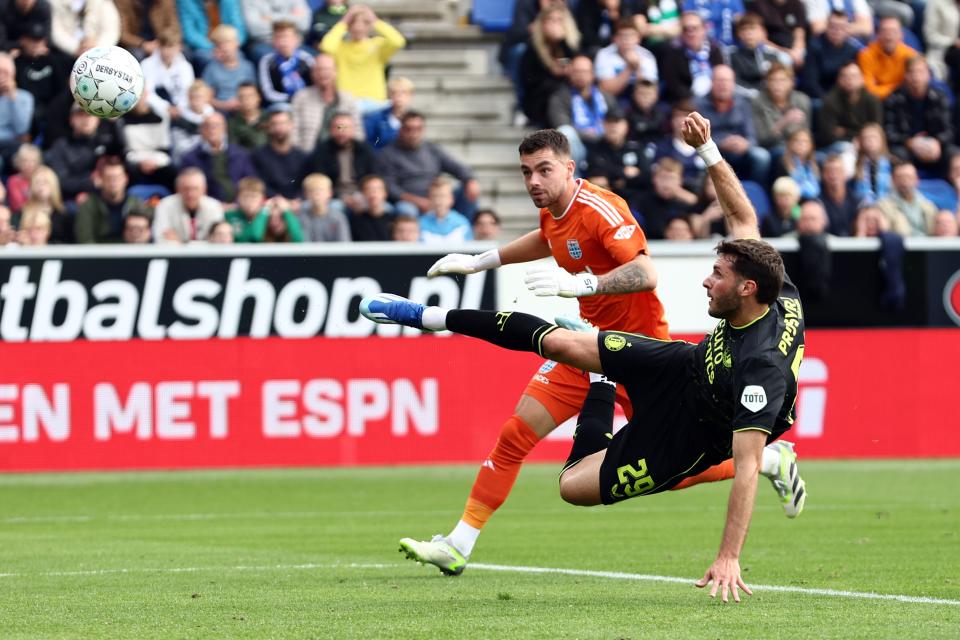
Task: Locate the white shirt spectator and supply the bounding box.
[50,0,120,56]
[594,42,659,86]
[142,50,196,115]
[153,194,224,243]
[803,0,872,29]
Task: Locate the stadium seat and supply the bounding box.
[128,184,171,202]
[742,180,771,220]
[472,0,516,32]
[918,179,958,212]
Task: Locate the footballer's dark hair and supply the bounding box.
[715,239,784,305]
[518,129,570,159]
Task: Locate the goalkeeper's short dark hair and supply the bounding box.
[519,129,570,159]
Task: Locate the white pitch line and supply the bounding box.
[0,561,956,607]
[468,563,960,606]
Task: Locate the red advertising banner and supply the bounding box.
[0,329,957,472]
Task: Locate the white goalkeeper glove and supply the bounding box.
[524,265,599,298]
[427,249,501,277]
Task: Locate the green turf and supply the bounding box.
[0,460,958,639]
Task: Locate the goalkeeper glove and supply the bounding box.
[524,265,599,298]
[427,249,501,277]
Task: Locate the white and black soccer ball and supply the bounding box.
[69,46,144,119]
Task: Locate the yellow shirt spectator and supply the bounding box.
[320,6,406,102]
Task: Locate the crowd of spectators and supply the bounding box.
[0,0,502,246]
[506,0,960,240]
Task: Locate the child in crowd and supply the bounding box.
[25,166,71,243]
[298,173,350,241]
[225,176,303,242]
[258,21,314,105]
[780,128,820,199]
[142,30,195,119]
[7,144,42,213]
[202,24,257,113]
[853,123,893,203]
[419,177,472,244]
[16,203,51,246]
[171,80,216,162]
[264,197,305,242]
[729,13,789,98]
[207,220,236,243]
[321,3,406,110]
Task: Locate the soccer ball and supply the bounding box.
[70,46,144,119]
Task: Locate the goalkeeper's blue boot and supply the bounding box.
[768,440,806,518]
[359,294,425,329]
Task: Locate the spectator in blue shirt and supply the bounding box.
[201,24,256,113]
[176,0,247,70]
[694,64,771,184]
[683,0,744,47]
[419,177,472,245]
[0,52,34,173]
[364,76,414,150]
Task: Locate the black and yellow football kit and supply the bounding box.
[595,276,805,504]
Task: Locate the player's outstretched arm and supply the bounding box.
[681,113,761,241]
[426,230,552,277]
[695,429,766,603]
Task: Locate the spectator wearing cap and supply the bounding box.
[180,111,257,203]
[586,110,651,206]
[729,13,789,98]
[625,78,669,147]
[376,111,480,219]
[253,104,307,200]
[884,56,953,176]
[302,110,376,209]
[594,17,658,100]
[659,11,725,102]
[291,53,362,153]
[1,0,52,52]
[802,11,861,100]
[877,161,937,236]
[13,21,70,141]
[546,55,617,170]
[0,52,34,172]
[858,15,916,100]
[633,157,698,239]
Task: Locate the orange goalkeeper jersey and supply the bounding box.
[538,179,669,339]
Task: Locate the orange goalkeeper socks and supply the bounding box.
[461,415,541,529]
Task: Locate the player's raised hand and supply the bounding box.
[427,249,501,278]
[681,112,712,148]
[695,556,753,604]
[524,265,598,298]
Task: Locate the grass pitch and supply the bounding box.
[0,460,957,639]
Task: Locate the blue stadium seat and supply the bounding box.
[742,180,771,220]
[472,0,516,32]
[902,27,924,53]
[128,184,171,202]
[918,179,958,212]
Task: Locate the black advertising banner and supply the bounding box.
[0,249,496,341]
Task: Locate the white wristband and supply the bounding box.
[696,139,722,167]
[475,249,502,271]
[576,273,599,297]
